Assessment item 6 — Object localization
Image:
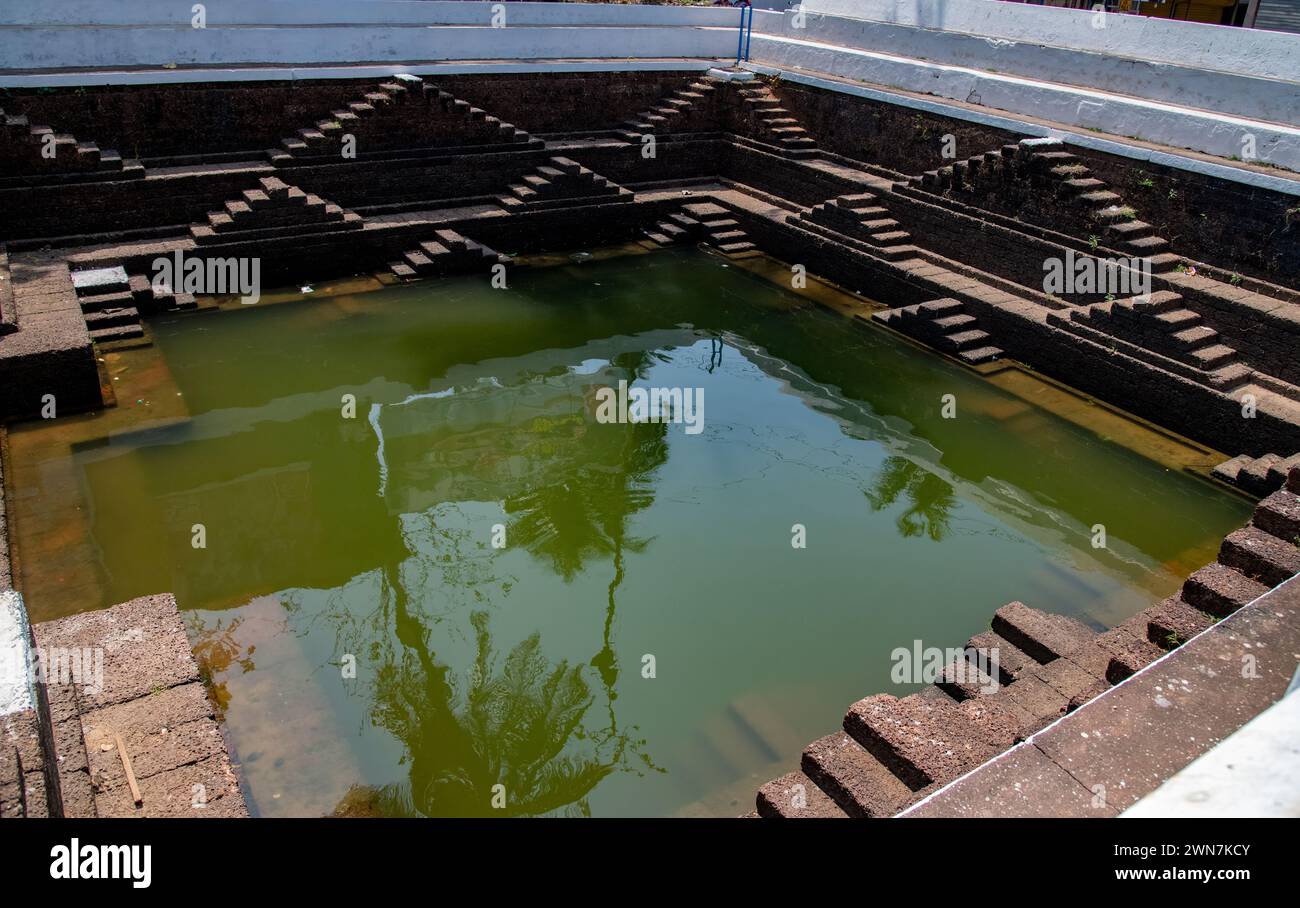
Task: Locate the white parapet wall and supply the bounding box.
[0,1,741,69]
[748,0,1300,172]
[798,0,1300,81]
[0,0,742,28]
[0,25,736,69]
[753,6,1300,124]
[0,589,35,719]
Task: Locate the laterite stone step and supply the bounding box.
[1170,325,1218,349]
[1090,627,1164,684]
[933,313,977,332]
[1153,308,1200,329]
[989,673,1069,734]
[915,684,958,704]
[1239,454,1287,495]
[1106,219,1155,240]
[1180,563,1268,618]
[872,230,910,244]
[1034,150,1078,165]
[990,601,1096,663]
[1252,488,1300,542]
[1187,344,1238,371]
[1078,190,1121,205]
[1127,235,1170,253]
[77,290,135,313]
[711,230,747,243]
[89,323,144,343]
[918,298,963,317]
[682,202,729,219]
[402,251,434,271]
[801,733,914,818]
[1218,525,1300,587]
[964,630,1034,683]
[843,693,1020,791]
[1062,177,1106,194]
[1030,653,1105,703]
[936,657,998,701]
[1133,596,1216,649]
[84,307,139,329]
[938,329,990,353]
[72,267,130,297]
[756,771,847,818]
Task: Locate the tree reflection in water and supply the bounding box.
[330,356,669,816]
[864,456,957,542]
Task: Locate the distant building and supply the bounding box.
[1253,0,1300,32]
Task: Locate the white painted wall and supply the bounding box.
[799,0,1300,82]
[755,10,1300,123]
[0,2,742,69]
[0,25,737,70]
[0,589,34,718]
[749,34,1300,170]
[0,1,741,28]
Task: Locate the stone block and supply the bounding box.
[1181,562,1269,618]
[843,693,1019,790]
[32,593,200,711]
[991,600,1096,663]
[801,732,913,818]
[755,771,846,819]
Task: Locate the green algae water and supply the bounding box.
[7,247,1251,817]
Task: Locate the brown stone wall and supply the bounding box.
[3,71,700,165]
[7,81,367,160]
[0,168,270,242]
[437,71,698,134]
[722,143,863,205]
[881,191,1112,306]
[769,79,1300,290]
[769,79,1023,176]
[1079,152,1300,290]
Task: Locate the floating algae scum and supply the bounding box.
[4,247,1251,817]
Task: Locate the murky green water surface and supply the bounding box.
[8,247,1250,816]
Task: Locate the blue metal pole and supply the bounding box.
[744,6,753,62]
[736,6,746,66]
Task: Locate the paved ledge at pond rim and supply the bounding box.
[27,594,249,818]
[904,567,1300,817]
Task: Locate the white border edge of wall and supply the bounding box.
[0,588,35,718]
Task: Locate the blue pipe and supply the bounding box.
[735,6,747,65]
[744,6,753,62]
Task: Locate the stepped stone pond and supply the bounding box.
[5,247,1250,817]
